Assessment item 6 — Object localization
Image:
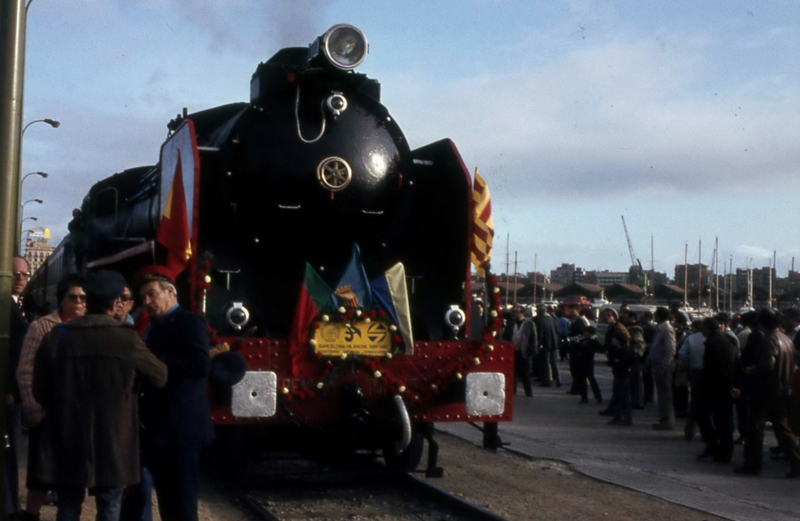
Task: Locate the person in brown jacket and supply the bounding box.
[32,270,167,521]
[735,308,800,477]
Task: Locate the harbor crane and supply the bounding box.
[621,216,647,289]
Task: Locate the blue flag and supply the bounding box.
[332,243,372,309]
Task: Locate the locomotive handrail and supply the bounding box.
[86,240,155,269]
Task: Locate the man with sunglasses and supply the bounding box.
[15,274,85,521]
[113,285,135,324]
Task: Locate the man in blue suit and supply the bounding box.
[137,266,213,521]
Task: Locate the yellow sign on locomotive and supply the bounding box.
[313,320,392,357]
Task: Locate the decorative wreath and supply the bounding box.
[280,264,505,405]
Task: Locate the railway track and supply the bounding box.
[221,453,509,521]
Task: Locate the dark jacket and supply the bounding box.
[32,314,167,488]
[8,298,28,402]
[702,331,738,400]
[535,313,559,353]
[140,306,214,449]
[750,328,795,403]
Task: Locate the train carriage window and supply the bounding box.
[94,187,118,227]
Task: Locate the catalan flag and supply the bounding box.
[471,169,494,277]
[156,151,192,275]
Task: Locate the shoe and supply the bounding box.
[608,418,622,425]
[9,512,40,521]
[620,419,632,426]
[539,382,551,387]
[633,405,645,410]
[556,382,562,387]
[696,451,714,460]
[712,456,731,464]
[652,423,673,431]
[598,409,613,416]
[596,398,603,405]
[733,466,760,476]
[786,470,800,479]
[684,426,695,441]
[578,398,589,404]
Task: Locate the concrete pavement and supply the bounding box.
[439,358,800,521]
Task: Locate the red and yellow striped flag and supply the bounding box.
[471,168,494,277]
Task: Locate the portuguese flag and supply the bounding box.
[289,262,334,376]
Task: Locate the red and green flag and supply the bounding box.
[290,262,334,375]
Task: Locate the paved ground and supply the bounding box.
[439,358,800,521]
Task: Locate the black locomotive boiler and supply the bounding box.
[28,24,514,472]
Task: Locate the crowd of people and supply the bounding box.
[507,301,800,478]
[4,257,213,521]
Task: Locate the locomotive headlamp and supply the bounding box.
[225,302,251,332]
[309,24,368,70]
[444,305,466,336]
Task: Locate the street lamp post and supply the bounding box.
[19,197,42,248]
[19,216,37,254]
[15,171,47,254]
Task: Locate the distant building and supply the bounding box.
[24,228,54,274]
[734,266,775,292]
[585,270,629,286]
[674,263,711,290]
[549,263,586,286]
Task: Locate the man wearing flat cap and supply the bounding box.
[136,266,214,521]
[32,270,167,521]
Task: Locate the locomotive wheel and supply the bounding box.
[382,431,424,472]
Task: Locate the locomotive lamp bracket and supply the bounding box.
[217,268,241,291]
[225,302,250,332]
[444,305,466,337]
[326,92,348,117]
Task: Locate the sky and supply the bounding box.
[19,0,800,279]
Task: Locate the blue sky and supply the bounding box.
[20,0,800,278]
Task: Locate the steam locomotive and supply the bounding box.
[27,24,513,473]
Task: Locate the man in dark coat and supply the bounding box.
[137,266,214,521]
[510,306,536,397]
[735,308,800,477]
[535,305,561,387]
[32,270,167,521]
[697,317,738,463]
[5,256,30,517]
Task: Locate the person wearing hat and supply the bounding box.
[136,266,214,521]
[31,270,167,521]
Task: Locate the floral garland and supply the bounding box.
[280,265,505,405]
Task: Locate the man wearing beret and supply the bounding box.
[137,266,214,521]
[32,270,167,521]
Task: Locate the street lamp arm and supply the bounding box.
[22,118,60,134]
